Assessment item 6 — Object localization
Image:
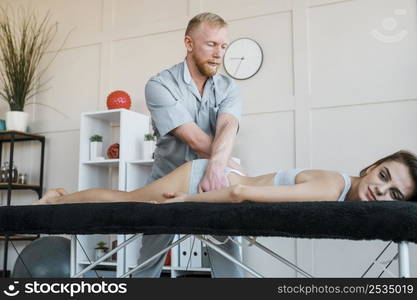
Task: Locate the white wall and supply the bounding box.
[0,0,416,276]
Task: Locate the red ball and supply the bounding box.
[107,90,131,110]
[107,143,120,159]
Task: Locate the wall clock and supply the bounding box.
[223,38,263,80]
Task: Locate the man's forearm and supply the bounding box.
[182,116,239,169]
[208,115,239,169]
[194,115,240,191]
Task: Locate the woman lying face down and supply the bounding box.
[36,150,417,205]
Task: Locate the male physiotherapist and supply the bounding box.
[135,12,244,278]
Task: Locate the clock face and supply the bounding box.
[223,38,263,80]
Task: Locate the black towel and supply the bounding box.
[0,201,416,242]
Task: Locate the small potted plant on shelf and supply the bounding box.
[95,241,109,261]
[143,133,156,160]
[89,135,103,160]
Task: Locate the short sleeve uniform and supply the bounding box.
[145,61,242,182]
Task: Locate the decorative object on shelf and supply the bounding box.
[111,240,117,261]
[143,133,156,160]
[5,111,29,132]
[106,90,132,110]
[95,241,109,261]
[164,249,171,266]
[17,173,28,184]
[107,143,120,159]
[223,37,263,80]
[89,134,103,160]
[0,162,18,183]
[0,162,7,182]
[0,7,60,132]
[0,164,5,182]
[0,119,5,131]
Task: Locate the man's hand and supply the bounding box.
[198,160,229,192]
[227,159,247,176]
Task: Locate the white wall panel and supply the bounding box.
[33,0,102,32]
[113,0,188,30]
[234,111,295,176]
[226,12,295,114]
[311,101,417,174]
[314,240,417,277]
[3,0,104,50]
[0,102,7,119]
[201,0,292,20]
[309,0,353,7]
[309,0,417,107]
[313,240,398,277]
[244,237,297,277]
[111,31,185,114]
[28,45,101,132]
[42,131,80,193]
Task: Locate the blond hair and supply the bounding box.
[185,12,227,36]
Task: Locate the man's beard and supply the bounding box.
[193,54,220,77]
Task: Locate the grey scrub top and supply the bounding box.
[145,60,242,182]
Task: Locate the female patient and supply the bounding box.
[37,150,417,205]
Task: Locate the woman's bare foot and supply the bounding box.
[56,188,68,196]
[35,188,67,205]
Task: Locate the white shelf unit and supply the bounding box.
[75,109,149,277]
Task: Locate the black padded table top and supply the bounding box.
[0,201,416,243]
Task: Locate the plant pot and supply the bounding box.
[95,248,108,261]
[90,141,103,160]
[143,140,155,160]
[5,111,29,132]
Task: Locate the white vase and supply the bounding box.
[95,248,108,261]
[5,111,29,132]
[143,140,155,160]
[90,141,103,160]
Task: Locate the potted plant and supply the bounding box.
[94,241,109,261]
[0,7,58,132]
[143,133,156,160]
[89,135,103,160]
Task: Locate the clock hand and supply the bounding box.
[234,58,244,76]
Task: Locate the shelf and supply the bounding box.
[147,266,211,273]
[82,159,119,167]
[0,183,41,192]
[76,109,158,276]
[126,159,154,166]
[82,109,131,123]
[0,130,45,142]
[0,235,38,241]
[172,267,211,272]
[0,129,45,277]
[79,260,117,267]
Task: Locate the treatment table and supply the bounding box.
[0,201,416,277]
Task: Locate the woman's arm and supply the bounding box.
[164,177,343,203]
[240,180,342,202]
